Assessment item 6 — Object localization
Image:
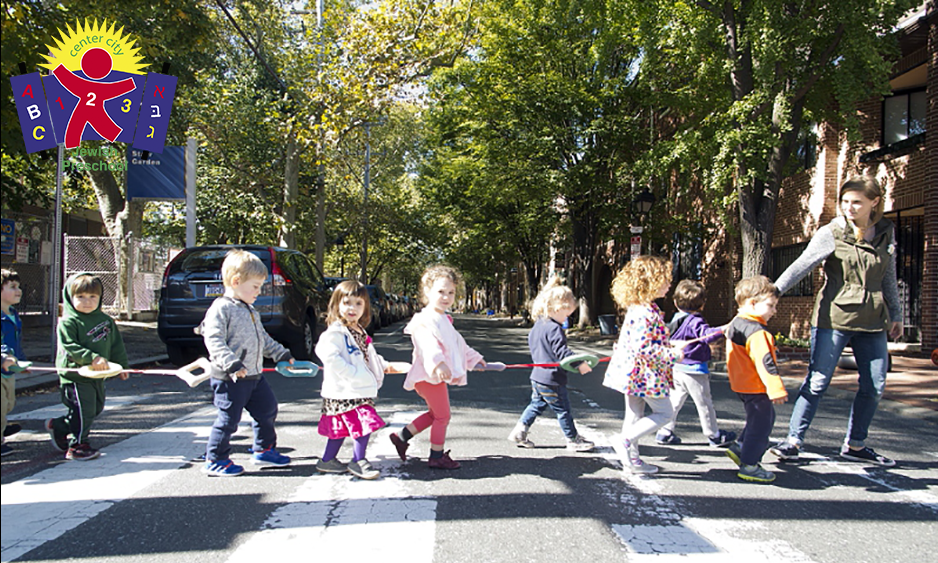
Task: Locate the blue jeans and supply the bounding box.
[787,327,888,449]
[519,381,577,440]
[207,376,279,462]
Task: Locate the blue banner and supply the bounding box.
[132,73,177,154]
[9,73,57,153]
[126,146,185,201]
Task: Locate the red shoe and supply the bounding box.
[428,450,460,470]
[389,433,409,462]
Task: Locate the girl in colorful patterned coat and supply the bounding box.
[604,256,685,474]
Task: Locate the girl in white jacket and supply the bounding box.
[314,280,407,479]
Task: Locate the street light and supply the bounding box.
[335,234,346,278]
[630,187,656,258]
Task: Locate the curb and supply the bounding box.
[707,370,938,424]
[14,354,170,394]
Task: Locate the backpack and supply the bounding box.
[666,312,691,336]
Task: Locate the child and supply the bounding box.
[200,250,294,477]
[604,256,683,474]
[2,269,25,456]
[723,275,787,484]
[45,273,129,461]
[389,265,485,470]
[314,280,408,480]
[507,277,594,451]
[655,280,736,447]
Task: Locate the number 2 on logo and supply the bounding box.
[85,92,96,106]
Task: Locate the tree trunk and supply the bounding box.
[570,201,596,327]
[82,151,144,318]
[280,130,299,248]
[315,163,326,271]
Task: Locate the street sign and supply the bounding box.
[630,235,642,258]
[126,146,185,200]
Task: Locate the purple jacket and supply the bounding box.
[668,312,724,365]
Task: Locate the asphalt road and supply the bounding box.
[2,315,936,563]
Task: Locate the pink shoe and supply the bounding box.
[390,433,409,462]
[428,450,460,470]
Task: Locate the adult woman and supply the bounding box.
[770,175,901,466]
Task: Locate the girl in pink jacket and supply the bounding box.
[390,265,485,470]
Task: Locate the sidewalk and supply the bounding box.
[565,325,938,417]
[13,321,169,392]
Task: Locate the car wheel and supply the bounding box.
[291,316,315,360]
[167,344,196,367]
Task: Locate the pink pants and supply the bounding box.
[411,381,451,446]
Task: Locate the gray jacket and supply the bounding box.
[200,296,292,381]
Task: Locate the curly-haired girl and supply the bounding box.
[604,256,684,474]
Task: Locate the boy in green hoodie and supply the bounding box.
[45,273,128,461]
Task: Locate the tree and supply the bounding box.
[641,0,918,277]
[417,0,648,323]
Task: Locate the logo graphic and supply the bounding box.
[10,19,177,154]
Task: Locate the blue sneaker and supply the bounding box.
[252,447,290,466]
[203,459,244,477]
[708,430,738,448]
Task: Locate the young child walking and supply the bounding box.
[315,280,408,480]
[655,280,736,447]
[604,256,683,474]
[390,265,485,470]
[508,277,594,451]
[200,250,294,477]
[1,269,26,456]
[45,273,129,461]
[723,275,787,483]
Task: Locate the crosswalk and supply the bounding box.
[3,389,937,563]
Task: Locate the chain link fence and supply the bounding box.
[64,236,173,317]
[0,211,54,320]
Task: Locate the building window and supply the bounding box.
[794,122,818,170]
[672,231,702,282]
[772,243,813,297]
[883,89,926,145]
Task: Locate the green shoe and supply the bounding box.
[724,442,742,467]
[738,464,775,483]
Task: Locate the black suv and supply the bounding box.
[158,245,330,366]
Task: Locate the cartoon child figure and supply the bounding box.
[52,47,136,148]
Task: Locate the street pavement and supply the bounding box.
[2,316,936,563]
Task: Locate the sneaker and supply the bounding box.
[316,458,349,474]
[839,446,896,467]
[566,435,595,452]
[0,443,12,457]
[738,463,776,483]
[769,441,800,461]
[252,447,290,466]
[65,443,100,461]
[3,423,22,437]
[348,459,380,480]
[428,450,460,470]
[708,430,737,448]
[389,433,409,462]
[45,418,69,452]
[202,459,245,477]
[655,431,682,445]
[626,456,659,474]
[724,442,743,467]
[508,425,535,448]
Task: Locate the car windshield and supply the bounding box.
[173,248,270,274]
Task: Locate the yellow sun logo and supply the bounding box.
[39,19,147,76]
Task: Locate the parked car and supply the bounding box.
[158,245,331,366]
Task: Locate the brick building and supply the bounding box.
[766,6,935,351]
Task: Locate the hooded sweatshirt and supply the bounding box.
[56,272,129,383]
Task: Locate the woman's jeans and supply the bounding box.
[787,327,888,449]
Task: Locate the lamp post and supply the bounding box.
[630,187,656,259]
[335,234,346,278]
